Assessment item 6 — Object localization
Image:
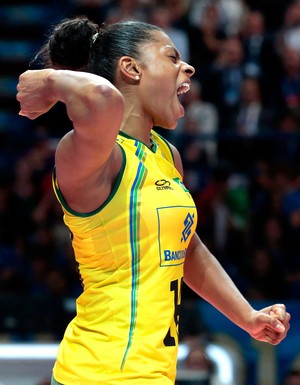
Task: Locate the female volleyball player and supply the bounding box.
[16,17,290,385]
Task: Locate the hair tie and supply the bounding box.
[91,32,99,46]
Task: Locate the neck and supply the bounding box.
[120,103,153,147]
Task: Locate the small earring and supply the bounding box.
[135,75,140,80]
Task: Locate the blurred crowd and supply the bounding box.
[1,0,300,339]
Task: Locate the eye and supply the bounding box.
[170,55,177,62]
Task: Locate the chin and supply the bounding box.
[169,119,180,130]
[156,119,178,131]
[154,108,182,130]
[155,125,177,132]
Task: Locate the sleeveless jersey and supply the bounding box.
[52,130,198,385]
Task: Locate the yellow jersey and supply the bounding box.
[52,130,198,385]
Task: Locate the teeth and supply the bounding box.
[177,82,190,95]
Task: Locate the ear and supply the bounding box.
[119,56,141,83]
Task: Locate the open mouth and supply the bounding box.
[177,82,191,96]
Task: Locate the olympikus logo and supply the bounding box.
[155,179,174,190]
[155,178,190,192]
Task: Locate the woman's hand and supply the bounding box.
[16,69,57,119]
[247,304,291,345]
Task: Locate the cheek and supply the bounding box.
[146,61,173,89]
[141,70,178,126]
[144,74,173,108]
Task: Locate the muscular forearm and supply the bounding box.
[47,70,124,129]
[184,234,255,332]
[18,69,124,133]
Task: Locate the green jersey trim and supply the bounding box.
[52,143,126,217]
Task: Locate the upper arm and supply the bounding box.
[54,73,125,210]
[56,81,124,176]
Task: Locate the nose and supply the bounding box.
[182,62,195,77]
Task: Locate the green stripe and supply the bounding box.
[52,144,126,217]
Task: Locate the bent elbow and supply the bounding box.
[95,84,124,112]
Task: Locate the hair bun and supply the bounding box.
[49,17,98,69]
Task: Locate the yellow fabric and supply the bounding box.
[52,130,198,385]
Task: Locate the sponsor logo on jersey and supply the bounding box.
[159,211,196,267]
[164,248,187,261]
[181,212,195,242]
[155,179,174,190]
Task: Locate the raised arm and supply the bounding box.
[17,69,124,212]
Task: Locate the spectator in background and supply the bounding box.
[10,155,40,240]
[220,172,250,278]
[149,5,190,63]
[162,0,191,29]
[245,248,288,300]
[235,77,275,136]
[244,0,293,33]
[277,1,300,55]
[279,45,300,119]
[194,164,230,256]
[241,10,268,79]
[189,0,247,37]
[246,214,291,299]
[240,10,282,110]
[273,111,300,164]
[203,36,245,131]
[261,215,288,272]
[250,163,293,237]
[187,3,227,82]
[172,101,211,196]
[105,0,148,23]
[173,79,219,165]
